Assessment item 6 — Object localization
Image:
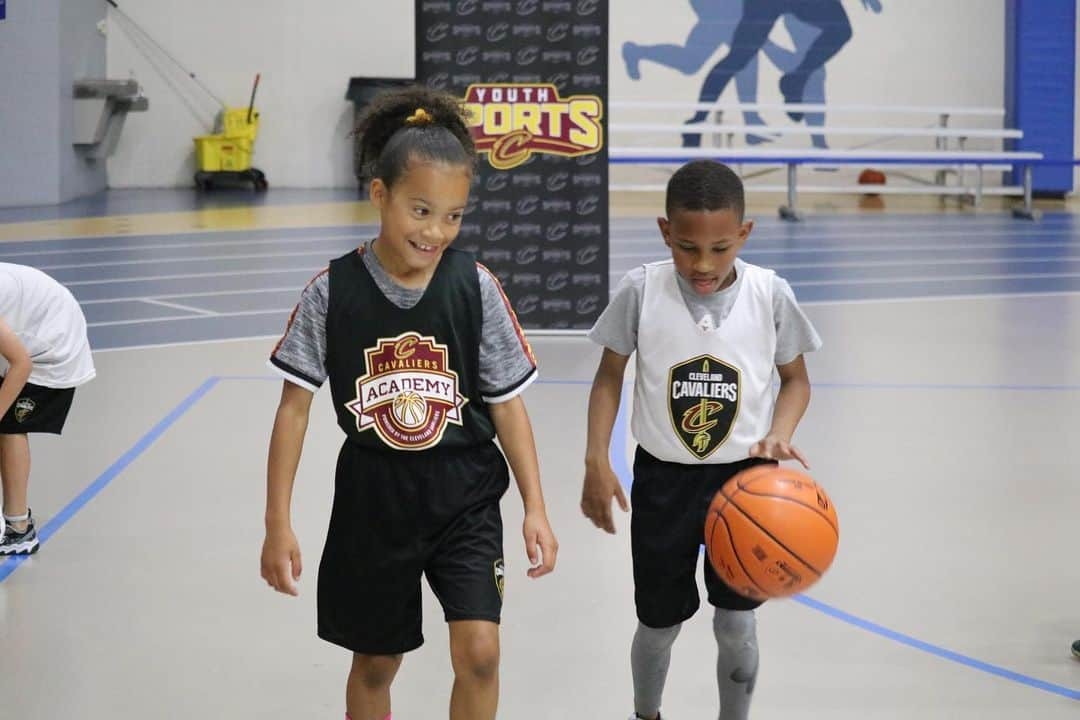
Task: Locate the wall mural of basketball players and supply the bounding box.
[621,0,883,148]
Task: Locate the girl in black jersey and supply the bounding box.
[262,87,557,720]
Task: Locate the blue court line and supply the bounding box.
[791,594,1080,701]
[0,376,220,583]
[2,375,1077,701]
[0,374,587,581]
[604,383,1079,701]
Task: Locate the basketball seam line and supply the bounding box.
[723,495,825,577]
[734,487,840,537]
[708,498,770,598]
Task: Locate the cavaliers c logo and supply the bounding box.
[668,355,740,460]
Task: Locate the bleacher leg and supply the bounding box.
[778,163,802,222]
[957,137,967,189]
[935,113,949,186]
[1011,164,1041,221]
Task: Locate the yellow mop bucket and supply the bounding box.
[193,108,259,172]
[193,74,267,190]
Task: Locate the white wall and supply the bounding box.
[0,0,108,207]
[59,0,108,202]
[611,0,1006,147]
[105,0,1018,189]
[106,0,413,188]
[0,0,61,206]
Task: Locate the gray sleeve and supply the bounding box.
[773,275,822,366]
[587,266,643,357]
[477,264,538,402]
[267,270,329,392]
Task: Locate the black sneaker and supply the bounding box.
[0,510,39,555]
[1072,640,1080,659]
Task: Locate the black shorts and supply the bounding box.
[630,446,777,628]
[317,440,510,655]
[0,377,76,435]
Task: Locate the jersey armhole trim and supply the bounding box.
[267,357,321,393]
[483,368,538,404]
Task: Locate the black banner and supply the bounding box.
[416,0,609,330]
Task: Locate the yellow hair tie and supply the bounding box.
[405,108,434,126]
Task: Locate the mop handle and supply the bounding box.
[247,74,261,124]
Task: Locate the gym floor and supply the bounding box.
[0,189,1077,718]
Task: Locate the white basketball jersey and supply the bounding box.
[0,263,95,388]
[632,260,776,464]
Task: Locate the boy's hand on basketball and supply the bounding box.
[261,527,302,596]
[523,509,558,578]
[750,435,810,469]
[581,461,630,534]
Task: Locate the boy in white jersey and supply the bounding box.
[580,160,821,720]
[0,263,96,555]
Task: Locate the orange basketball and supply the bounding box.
[858,168,886,197]
[705,465,839,601]
[858,168,886,185]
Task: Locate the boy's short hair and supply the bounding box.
[665,160,745,221]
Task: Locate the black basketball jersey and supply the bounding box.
[325,247,495,451]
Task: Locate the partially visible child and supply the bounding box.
[581,160,821,720]
[0,262,96,554]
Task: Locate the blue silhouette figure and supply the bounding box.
[678,0,881,146]
[762,15,830,148]
[622,0,772,144]
[762,1,882,149]
[623,0,883,148]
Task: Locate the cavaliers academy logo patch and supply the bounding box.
[463,83,603,170]
[668,355,740,460]
[346,332,467,451]
[493,559,505,599]
[13,398,35,424]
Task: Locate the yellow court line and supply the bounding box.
[0,201,381,243]
[6,195,1062,243]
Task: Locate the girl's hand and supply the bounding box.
[522,510,558,578]
[261,526,302,596]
